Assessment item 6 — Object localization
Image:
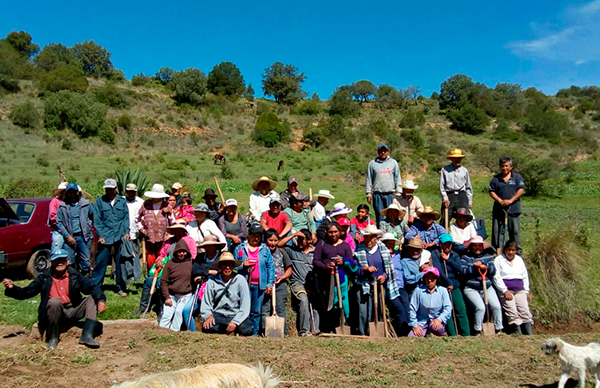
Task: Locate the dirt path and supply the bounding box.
[0,322,597,388]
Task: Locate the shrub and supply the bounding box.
[171,68,207,105]
[252,112,291,147]
[94,82,129,108]
[0,77,21,94]
[9,101,40,128]
[366,119,388,137]
[117,114,132,130]
[154,67,174,85]
[256,101,272,116]
[399,109,426,128]
[447,104,490,135]
[293,100,322,115]
[38,64,88,95]
[44,90,111,141]
[302,126,328,148]
[115,168,150,195]
[220,164,237,180]
[400,128,425,149]
[131,73,151,87]
[36,156,49,167]
[62,138,73,150]
[517,157,559,197]
[523,108,570,140]
[329,86,360,117]
[2,178,54,198]
[106,69,126,82]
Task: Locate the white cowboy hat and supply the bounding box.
[381,232,402,244]
[315,190,335,199]
[361,224,383,238]
[329,202,352,217]
[380,203,407,219]
[144,183,170,199]
[401,180,419,190]
[252,176,277,191]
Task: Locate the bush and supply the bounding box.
[447,104,490,134]
[0,76,20,94]
[329,86,360,117]
[171,68,207,105]
[523,108,570,140]
[293,100,323,115]
[302,126,328,148]
[401,128,425,149]
[106,69,126,82]
[220,164,237,180]
[44,90,111,141]
[38,64,88,95]
[131,73,151,87]
[366,119,389,137]
[62,138,73,150]
[36,156,49,167]
[517,157,559,197]
[252,112,290,147]
[399,109,426,128]
[9,101,40,128]
[2,178,54,198]
[117,114,132,130]
[94,82,129,108]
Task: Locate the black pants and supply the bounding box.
[440,191,469,229]
[201,317,253,336]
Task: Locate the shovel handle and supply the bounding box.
[478,266,487,281]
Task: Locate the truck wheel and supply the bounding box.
[26,249,51,279]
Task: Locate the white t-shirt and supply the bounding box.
[124,196,144,239]
[186,219,227,247]
[450,223,478,245]
[313,202,326,223]
[249,190,278,221]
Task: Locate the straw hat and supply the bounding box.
[406,236,424,249]
[380,203,406,219]
[213,251,242,268]
[401,180,419,190]
[198,234,226,249]
[447,148,466,159]
[252,176,277,191]
[463,236,491,250]
[315,190,335,199]
[361,224,383,238]
[53,182,68,197]
[329,203,352,217]
[417,206,441,220]
[166,219,188,233]
[144,184,170,199]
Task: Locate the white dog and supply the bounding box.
[112,363,280,388]
[541,337,600,388]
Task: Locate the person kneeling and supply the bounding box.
[200,252,253,336]
[408,266,452,338]
[2,249,106,349]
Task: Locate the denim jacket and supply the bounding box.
[233,242,275,290]
[93,195,129,245]
[56,198,93,241]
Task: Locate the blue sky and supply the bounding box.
[1,0,599,98]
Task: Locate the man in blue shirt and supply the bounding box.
[57,183,93,274]
[92,178,130,296]
[489,156,525,253]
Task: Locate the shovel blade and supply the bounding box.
[369,321,386,338]
[335,325,351,335]
[482,322,496,336]
[264,316,285,338]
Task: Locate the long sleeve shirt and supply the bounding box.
[249,190,278,221]
[401,257,425,293]
[439,164,473,205]
[185,219,227,247]
[125,196,144,239]
[200,274,250,326]
[492,254,530,293]
[391,252,404,289]
[405,220,446,245]
[408,285,453,327]
[93,195,129,245]
[450,223,478,246]
[365,157,401,195]
[393,195,424,223]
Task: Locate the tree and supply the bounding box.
[38,64,88,95]
[447,104,490,134]
[170,68,207,105]
[252,112,291,147]
[329,86,360,117]
[402,85,421,100]
[243,84,255,101]
[4,31,39,57]
[375,84,404,110]
[0,41,34,80]
[207,62,245,96]
[439,74,475,110]
[34,43,77,71]
[131,73,152,86]
[70,40,113,77]
[262,62,306,105]
[524,107,569,140]
[9,101,40,128]
[349,80,376,104]
[154,67,174,85]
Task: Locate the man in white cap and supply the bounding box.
[366,143,402,226]
[393,180,424,225]
[313,190,335,227]
[279,176,306,210]
[171,182,183,207]
[49,182,68,254]
[92,178,130,296]
[123,183,144,281]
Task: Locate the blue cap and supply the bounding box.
[66,182,79,191]
[50,249,69,261]
[378,143,389,151]
[439,233,453,244]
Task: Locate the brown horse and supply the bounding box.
[213,154,227,165]
[277,160,284,171]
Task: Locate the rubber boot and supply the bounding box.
[78,319,100,348]
[130,287,151,318]
[46,323,60,350]
[520,322,533,335]
[512,324,522,335]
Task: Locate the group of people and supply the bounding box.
[2,144,533,349]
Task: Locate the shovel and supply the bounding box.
[380,283,396,338]
[265,282,285,337]
[498,208,509,255]
[334,267,350,335]
[142,269,159,318]
[186,283,201,331]
[369,279,386,338]
[479,266,496,336]
[444,206,449,231]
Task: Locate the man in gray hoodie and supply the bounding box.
[366,144,402,226]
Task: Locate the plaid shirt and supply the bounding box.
[354,241,400,300]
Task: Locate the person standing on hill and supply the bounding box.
[279,177,306,210]
[92,178,130,296]
[439,149,473,228]
[489,156,525,253]
[365,144,402,226]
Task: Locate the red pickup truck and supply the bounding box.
[0,198,52,278]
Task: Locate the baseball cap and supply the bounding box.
[248,223,263,235]
[125,183,138,191]
[378,143,389,151]
[338,217,350,227]
[50,249,69,261]
[439,233,454,244]
[225,199,238,207]
[423,266,440,278]
[172,182,183,190]
[103,178,117,189]
[288,176,298,185]
[270,196,282,204]
[66,182,79,191]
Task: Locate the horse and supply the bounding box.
[277,160,284,171]
[214,154,227,165]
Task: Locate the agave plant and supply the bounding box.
[115,168,150,195]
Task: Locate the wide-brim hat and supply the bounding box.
[417,206,441,220]
[380,203,406,219]
[453,207,473,222]
[361,224,383,238]
[144,183,170,199]
[401,180,419,190]
[447,148,466,159]
[464,236,491,250]
[252,176,277,191]
[381,232,401,244]
[203,188,218,199]
[199,235,226,249]
[316,190,335,199]
[53,182,68,197]
[213,251,241,268]
[166,219,188,233]
[193,203,210,213]
[329,203,352,217]
[407,236,424,249]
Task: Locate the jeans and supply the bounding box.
[446,287,470,337]
[182,290,201,331]
[291,283,319,335]
[492,214,522,253]
[202,318,253,336]
[92,241,126,292]
[159,293,192,332]
[63,235,91,272]
[262,282,288,334]
[373,193,395,227]
[51,231,64,254]
[249,284,265,336]
[463,286,503,332]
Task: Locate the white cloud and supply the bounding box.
[572,0,600,15]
